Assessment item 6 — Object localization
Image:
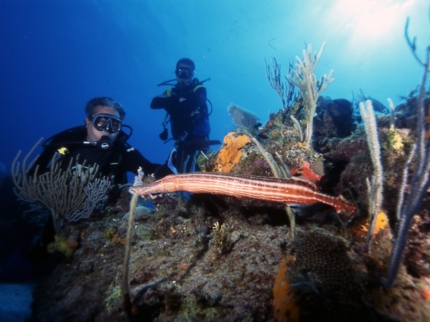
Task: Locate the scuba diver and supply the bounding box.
[150,58,220,173]
[36,97,171,183]
[21,97,172,277]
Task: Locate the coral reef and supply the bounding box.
[32,192,287,321]
[24,25,430,322]
[29,85,430,320]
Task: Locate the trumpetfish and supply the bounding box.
[129,173,357,217]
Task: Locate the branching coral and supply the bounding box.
[384,19,430,288]
[265,57,298,111]
[359,100,384,253]
[287,42,334,146]
[12,139,111,232]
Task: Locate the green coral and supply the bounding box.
[105,285,122,311]
[47,234,74,258]
[383,128,404,151]
[103,226,117,240]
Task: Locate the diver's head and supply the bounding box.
[175,58,195,85]
[85,97,125,143]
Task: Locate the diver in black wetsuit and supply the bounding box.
[37,97,171,183]
[22,97,172,276]
[150,58,219,173]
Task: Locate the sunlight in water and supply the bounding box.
[334,0,416,39]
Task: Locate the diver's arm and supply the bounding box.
[150,96,166,109]
[150,90,179,111]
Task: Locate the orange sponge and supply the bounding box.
[373,211,389,235]
[272,257,299,322]
[214,132,251,173]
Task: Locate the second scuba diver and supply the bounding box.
[150,58,219,173]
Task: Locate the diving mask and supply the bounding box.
[175,67,194,80]
[90,113,122,134]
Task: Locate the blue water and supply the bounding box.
[0,283,34,321]
[1,0,428,173]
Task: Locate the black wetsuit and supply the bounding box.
[36,126,170,183]
[150,79,211,173]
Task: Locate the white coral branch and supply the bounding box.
[287,42,334,145]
